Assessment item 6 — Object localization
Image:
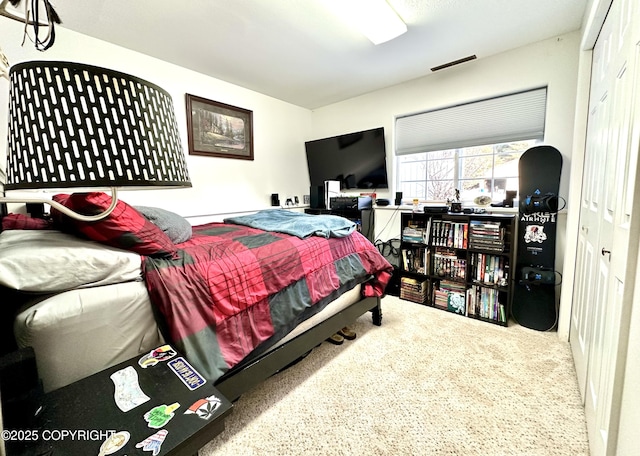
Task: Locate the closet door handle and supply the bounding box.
[601,248,611,259]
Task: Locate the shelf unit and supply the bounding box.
[399,212,516,326]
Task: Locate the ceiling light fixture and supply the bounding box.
[326,0,407,45]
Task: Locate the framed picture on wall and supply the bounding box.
[185,94,254,160]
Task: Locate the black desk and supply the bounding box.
[7,346,232,455]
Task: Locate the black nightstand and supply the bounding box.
[5,346,232,456]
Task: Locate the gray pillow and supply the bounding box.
[135,206,192,244]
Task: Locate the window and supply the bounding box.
[395,88,546,203]
[397,140,540,202]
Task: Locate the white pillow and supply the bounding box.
[0,230,142,292]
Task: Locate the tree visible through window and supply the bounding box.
[397,139,539,203]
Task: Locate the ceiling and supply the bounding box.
[49,0,589,109]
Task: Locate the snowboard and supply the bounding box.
[512,145,562,331]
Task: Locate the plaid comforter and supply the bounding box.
[143,222,392,382]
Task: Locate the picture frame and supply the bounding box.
[185,94,254,160]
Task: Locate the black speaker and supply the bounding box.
[309,185,325,209]
[345,174,356,188]
[394,192,403,206]
[26,203,45,218]
[503,190,517,207]
[271,193,280,206]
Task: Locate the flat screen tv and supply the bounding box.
[305,127,388,190]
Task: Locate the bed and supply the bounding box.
[0,191,392,402]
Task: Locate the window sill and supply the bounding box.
[374,204,518,215]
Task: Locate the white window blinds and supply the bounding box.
[395,87,547,155]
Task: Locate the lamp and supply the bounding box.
[1,61,191,221]
[326,0,407,45]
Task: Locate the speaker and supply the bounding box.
[309,186,325,209]
[271,193,280,206]
[394,192,403,206]
[503,190,517,207]
[26,203,45,218]
[345,174,356,188]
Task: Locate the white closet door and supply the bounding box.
[569,0,639,454]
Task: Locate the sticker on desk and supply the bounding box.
[136,429,167,455]
[110,366,150,412]
[184,394,222,420]
[144,402,180,429]
[167,357,206,390]
[138,344,177,368]
[98,430,130,455]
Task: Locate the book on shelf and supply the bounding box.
[469,220,507,252]
[401,247,429,274]
[466,284,506,323]
[469,252,509,286]
[402,226,426,243]
[432,247,466,280]
[447,291,466,315]
[400,276,429,303]
[430,220,468,249]
[433,279,467,314]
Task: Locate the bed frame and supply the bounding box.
[216,297,382,401]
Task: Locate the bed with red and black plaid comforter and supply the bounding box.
[143,222,392,382]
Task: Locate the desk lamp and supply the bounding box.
[0,61,191,221]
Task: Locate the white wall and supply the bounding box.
[0,18,313,220]
[311,31,581,202]
[312,31,582,337]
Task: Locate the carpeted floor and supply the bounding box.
[200,295,590,455]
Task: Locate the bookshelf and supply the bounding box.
[399,212,516,326]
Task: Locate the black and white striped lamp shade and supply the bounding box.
[5,61,191,190]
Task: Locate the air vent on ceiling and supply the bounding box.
[431,55,477,72]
